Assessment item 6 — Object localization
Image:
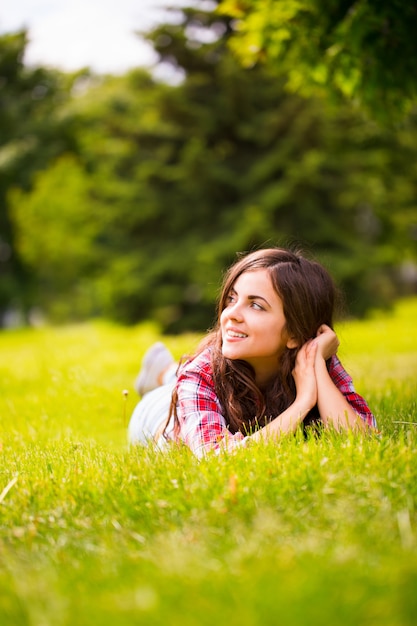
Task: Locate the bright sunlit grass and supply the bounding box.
[0,319,198,447]
[337,297,417,387]
[1,299,416,626]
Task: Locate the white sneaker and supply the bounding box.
[134,342,175,396]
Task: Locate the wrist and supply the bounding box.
[292,397,314,419]
[315,354,328,370]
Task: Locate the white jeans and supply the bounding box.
[127,381,175,449]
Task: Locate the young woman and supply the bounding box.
[128,248,376,457]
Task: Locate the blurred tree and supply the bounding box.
[0,29,84,323]
[7,3,417,330]
[9,155,102,320]
[219,0,417,121]
[101,2,417,325]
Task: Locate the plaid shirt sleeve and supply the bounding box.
[175,350,247,457]
[175,351,376,456]
[328,355,376,428]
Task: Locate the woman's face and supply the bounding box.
[220,268,296,386]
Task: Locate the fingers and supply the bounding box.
[294,338,317,370]
[292,339,318,409]
[314,325,339,359]
[316,323,332,336]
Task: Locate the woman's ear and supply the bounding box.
[286,336,299,349]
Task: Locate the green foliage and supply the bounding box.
[9,155,102,320]
[0,300,417,624]
[2,7,417,330]
[219,0,417,120]
[0,29,84,318]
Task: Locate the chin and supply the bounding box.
[221,346,234,359]
[222,347,244,361]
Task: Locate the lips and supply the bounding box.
[225,328,248,339]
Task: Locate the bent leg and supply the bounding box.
[128,382,175,447]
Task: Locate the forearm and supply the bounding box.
[315,359,366,431]
[249,398,313,442]
[249,339,319,442]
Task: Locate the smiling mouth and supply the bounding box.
[226,330,248,339]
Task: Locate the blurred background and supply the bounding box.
[1,0,416,333]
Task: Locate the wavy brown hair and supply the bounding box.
[167,247,338,437]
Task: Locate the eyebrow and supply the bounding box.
[230,287,271,307]
[249,295,270,305]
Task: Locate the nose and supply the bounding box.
[225,300,244,322]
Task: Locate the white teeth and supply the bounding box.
[227,330,247,338]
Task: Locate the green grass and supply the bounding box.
[1,299,417,626]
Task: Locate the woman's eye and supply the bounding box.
[251,302,264,310]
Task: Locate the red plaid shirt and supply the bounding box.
[175,348,376,457]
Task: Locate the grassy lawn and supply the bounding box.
[1,299,416,625]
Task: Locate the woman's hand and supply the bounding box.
[253,340,319,441]
[314,324,339,361]
[292,339,318,411]
[312,326,366,432]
